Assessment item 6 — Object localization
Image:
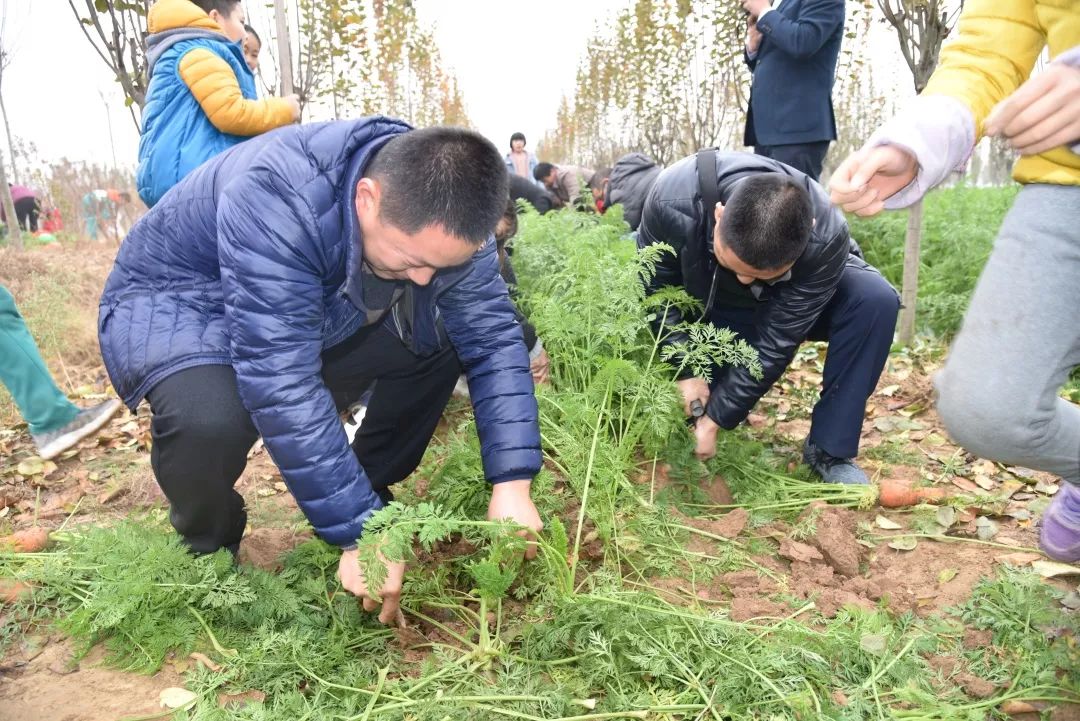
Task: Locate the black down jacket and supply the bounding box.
[639,151,871,429]
[605,152,661,231]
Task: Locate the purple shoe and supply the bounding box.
[1040,482,1080,563]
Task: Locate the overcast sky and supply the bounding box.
[2,0,623,173]
[6,1,907,175]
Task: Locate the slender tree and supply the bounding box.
[66,0,149,130]
[0,146,21,249]
[876,0,964,345]
[0,4,17,185]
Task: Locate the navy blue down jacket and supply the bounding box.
[99,117,542,546]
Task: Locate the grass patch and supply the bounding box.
[851,185,1018,338]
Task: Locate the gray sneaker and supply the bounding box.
[31,399,122,460]
[803,439,869,485]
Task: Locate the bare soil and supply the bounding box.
[1,242,1076,718]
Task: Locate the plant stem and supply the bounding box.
[570,383,610,584]
[358,667,389,721]
[880,533,1041,552]
[186,605,236,658]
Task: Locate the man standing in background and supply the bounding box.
[742,0,846,180]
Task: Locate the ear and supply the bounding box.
[354,177,380,219]
[713,201,725,225]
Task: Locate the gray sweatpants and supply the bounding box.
[936,184,1080,486]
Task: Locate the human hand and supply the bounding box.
[747,16,763,53]
[486,479,543,560]
[677,377,711,418]
[337,547,406,624]
[985,63,1080,156]
[828,145,918,217]
[530,347,551,385]
[741,0,771,19]
[284,94,302,122]
[693,415,720,461]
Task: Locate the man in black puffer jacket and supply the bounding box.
[592,153,662,231]
[640,150,899,485]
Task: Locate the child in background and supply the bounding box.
[41,206,63,235]
[137,0,300,207]
[242,23,261,74]
[829,0,1079,561]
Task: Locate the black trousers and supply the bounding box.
[754,141,832,182]
[146,324,461,553]
[708,262,899,460]
[13,197,40,232]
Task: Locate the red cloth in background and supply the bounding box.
[42,208,63,233]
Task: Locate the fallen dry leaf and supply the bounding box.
[888,537,918,551]
[937,568,958,585]
[1031,560,1080,578]
[999,700,1039,715]
[218,690,266,708]
[97,486,127,505]
[874,515,903,530]
[159,687,197,709]
[15,458,44,477]
[189,652,222,672]
[999,480,1024,499]
[951,477,980,493]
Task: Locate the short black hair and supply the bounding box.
[244,24,261,44]
[533,162,555,182]
[494,198,519,249]
[589,167,612,190]
[365,126,508,245]
[720,174,813,270]
[191,0,242,16]
[509,132,526,147]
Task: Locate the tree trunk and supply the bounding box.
[0,91,17,185]
[0,147,23,250]
[274,0,295,96]
[898,198,923,346]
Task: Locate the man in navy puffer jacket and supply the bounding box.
[98,118,543,623]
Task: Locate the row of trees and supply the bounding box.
[65,0,469,131]
[536,0,888,171]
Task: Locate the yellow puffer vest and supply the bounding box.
[924,0,1080,186]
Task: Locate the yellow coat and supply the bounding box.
[923,0,1080,186]
[148,0,293,137]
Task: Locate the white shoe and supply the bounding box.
[31,399,122,460]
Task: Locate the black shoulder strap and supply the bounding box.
[693,149,721,318]
[697,148,719,238]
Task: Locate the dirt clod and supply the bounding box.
[957,672,996,699]
[806,506,861,577]
[778,539,823,564]
[814,589,874,618]
[709,508,750,539]
[730,597,785,622]
[962,627,993,650]
[701,474,735,505]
